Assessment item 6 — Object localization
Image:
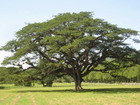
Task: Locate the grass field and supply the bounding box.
[0,83,140,105]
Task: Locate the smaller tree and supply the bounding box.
[0,67,19,84]
[26,59,64,87]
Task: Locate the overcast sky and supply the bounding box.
[0,0,140,64]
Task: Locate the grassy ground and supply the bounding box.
[0,83,140,105]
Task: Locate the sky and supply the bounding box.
[0,0,140,64]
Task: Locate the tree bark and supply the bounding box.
[74,80,82,91]
[74,73,83,91]
[41,81,46,87]
[46,81,53,87]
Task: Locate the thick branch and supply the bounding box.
[37,50,56,63]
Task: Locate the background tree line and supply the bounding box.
[0,64,140,86]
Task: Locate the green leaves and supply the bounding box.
[59,36,95,52]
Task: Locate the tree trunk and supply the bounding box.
[74,75,83,91]
[41,81,46,87]
[46,81,53,87]
[70,68,83,91]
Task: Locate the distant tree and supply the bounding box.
[118,65,140,82]
[1,12,140,91]
[0,67,19,84]
[84,71,114,83]
[14,69,35,87]
[30,58,64,87]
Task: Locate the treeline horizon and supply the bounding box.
[0,65,140,87]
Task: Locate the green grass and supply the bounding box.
[0,83,140,105]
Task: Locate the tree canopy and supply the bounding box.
[1,12,140,91]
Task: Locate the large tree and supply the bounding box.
[1,12,140,91]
